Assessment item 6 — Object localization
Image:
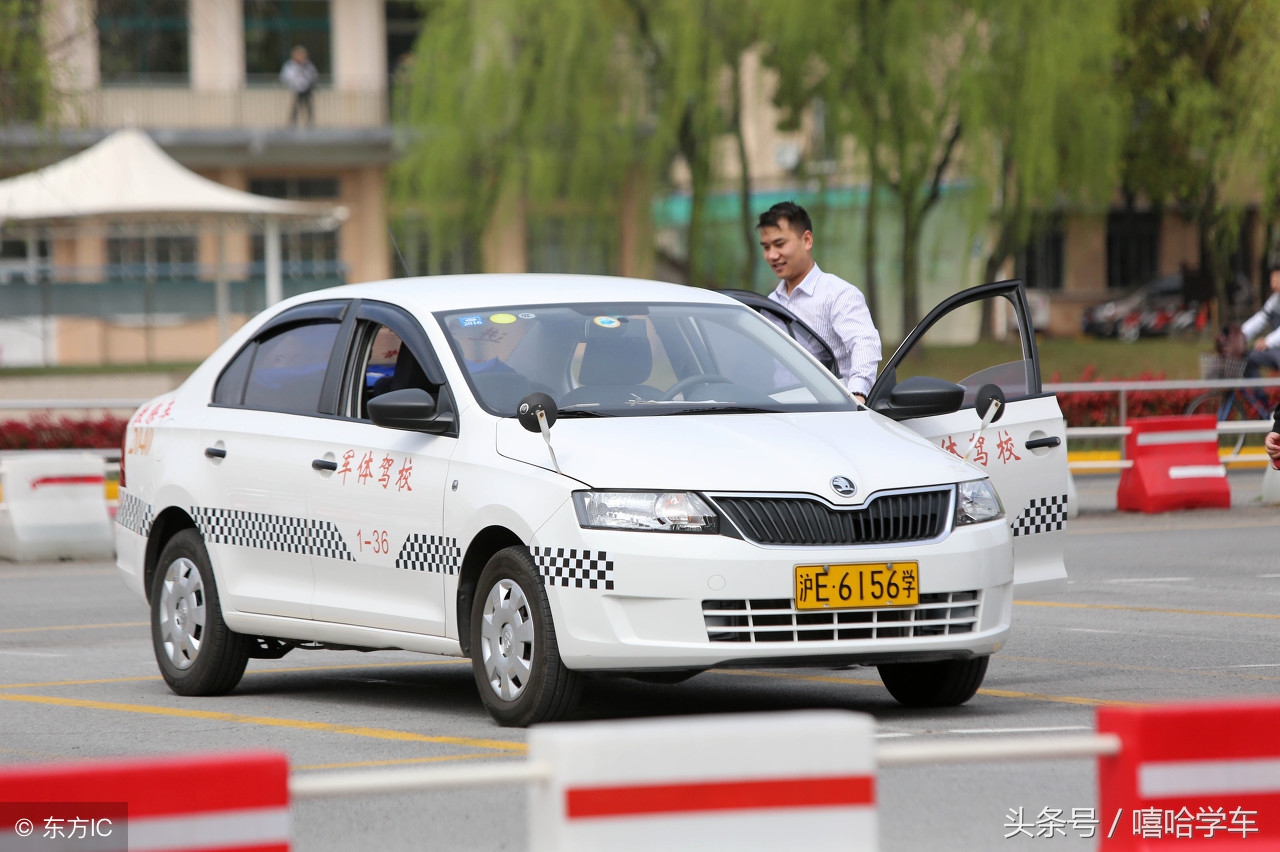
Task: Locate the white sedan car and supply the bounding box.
[115,274,1068,726]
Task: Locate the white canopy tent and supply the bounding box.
[0,129,347,345]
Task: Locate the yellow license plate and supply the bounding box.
[794,562,919,610]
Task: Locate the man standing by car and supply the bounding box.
[758,201,881,403]
[1242,264,1280,378]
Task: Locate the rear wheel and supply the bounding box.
[151,530,250,696]
[877,656,989,707]
[470,546,581,727]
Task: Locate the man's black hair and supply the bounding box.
[757,201,812,236]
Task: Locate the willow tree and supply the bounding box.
[0,0,50,128]
[768,0,981,340]
[969,0,1125,337]
[1119,0,1280,316]
[394,0,766,284]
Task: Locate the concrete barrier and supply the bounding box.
[0,452,114,561]
[1116,415,1230,513]
[527,710,877,852]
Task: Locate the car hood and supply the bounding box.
[493,410,980,500]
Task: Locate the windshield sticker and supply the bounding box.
[490,313,517,324]
[593,316,621,329]
[458,315,484,327]
[518,312,536,319]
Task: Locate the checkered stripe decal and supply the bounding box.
[395,534,461,574]
[1011,494,1069,537]
[115,490,153,537]
[530,547,614,590]
[192,507,355,561]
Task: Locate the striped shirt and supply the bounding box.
[1242,293,1280,349]
[768,264,882,396]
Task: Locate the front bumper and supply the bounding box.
[532,499,1014,671]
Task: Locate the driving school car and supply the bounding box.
[115,274,1068,727]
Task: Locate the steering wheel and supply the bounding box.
[662,374,733,400]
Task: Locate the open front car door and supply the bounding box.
[867,280,1069,587]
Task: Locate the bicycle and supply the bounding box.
[1183,353,1274,455]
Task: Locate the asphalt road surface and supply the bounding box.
[2,470,1278,850]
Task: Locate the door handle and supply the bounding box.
[312,459,338,471]
[204,447,227,459]
[1024,436,1061,450]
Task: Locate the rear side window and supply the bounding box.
[213,344,254,406]
[241,322,340,413]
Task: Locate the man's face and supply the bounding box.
[1271,269,1280,295]
[758,219,813,284]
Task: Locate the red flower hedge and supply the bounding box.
[1052,365,1280,427]
[0,414,129,450]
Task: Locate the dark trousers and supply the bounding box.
[290,89,314,126]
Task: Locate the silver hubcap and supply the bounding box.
[479,578,535,701]
[158,557,206,670]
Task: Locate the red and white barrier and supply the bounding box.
[1116,415,1230,513]
[1098,700,1280,848]
[0,452,115,561]
[528,710,877,852]
[0,750,290,852]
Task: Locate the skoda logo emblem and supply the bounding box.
[830,476,857,497]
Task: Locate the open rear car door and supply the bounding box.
[867,280,1069,587]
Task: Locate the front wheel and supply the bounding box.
[1184,391,1247,455]
[470,546,581,727]
[151,529,250,696]
[877,656,989,707]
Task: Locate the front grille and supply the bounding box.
[702,592,980,643]
[711,489,951,546]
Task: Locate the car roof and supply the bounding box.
[302,274,739,315]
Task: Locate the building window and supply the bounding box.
[106,236,198,280]
[249,177,343,278]
[0,238,50,284]
[244,0,330,85]
[385,1,424,78]
[389,214,478,277]
[1015,216,1064,291]
[97,0,189,84]
[1106,210,1160,290]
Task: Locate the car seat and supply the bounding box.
[561,319,661,407]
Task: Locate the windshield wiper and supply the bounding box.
[657,404,781,415]
[555,408,614,418]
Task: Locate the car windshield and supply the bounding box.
[436,302,855,416]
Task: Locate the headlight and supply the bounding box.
[955,479,1003,526]
[572,491,719,533]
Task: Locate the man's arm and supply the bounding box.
[828,285,881,399]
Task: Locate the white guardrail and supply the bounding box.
[288,734,1124,799]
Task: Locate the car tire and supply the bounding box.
[151,529,251,696]
[877,656,989,708]
[470,546,581,727]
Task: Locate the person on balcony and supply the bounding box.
[281,46,319,127]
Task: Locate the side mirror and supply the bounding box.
[871,375,965,420]
[368,388,454,434]
[974,383,1006,423]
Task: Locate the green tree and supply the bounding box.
[1119,0,1280,317]
[393,0,765,284]
[0,0,50,127]
[969,0,1124,337]
[769,0,979,340]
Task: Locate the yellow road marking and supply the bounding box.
[0,621,148,634]
[1001,655,1280,682]
[295,752,508,772]
[0,693,525,753]
[1015,600,1280,620]
[0,658,469,690]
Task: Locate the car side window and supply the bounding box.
[891,293,1031,406]
[347,321,432,419]
[242,321,341,414]
[212,344,255,406]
